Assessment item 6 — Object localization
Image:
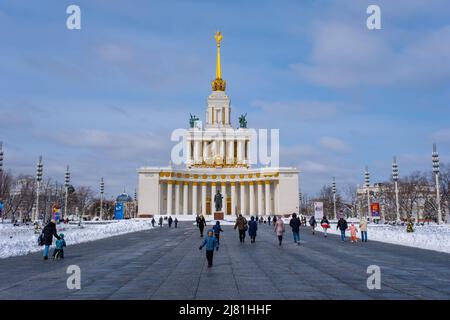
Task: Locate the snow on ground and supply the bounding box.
[315,222,450,254]
[0,219,153,259]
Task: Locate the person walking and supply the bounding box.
[267,216,271,225]
[360,218,368,242]
[159,216,163,227]
[195,215,200,228]
[41,219,60,260]
[320,216,330,238]
[234,214,248,243]
[174,218,178,228]
[151,217,155,227]
[199,229,219,268]
[212,221,223,244]
[168,216,173,228]
[273,216,277,225]
[337,217,348,242]
[289,213,301,245]
[274,216,285,246]
[248,216,258,243]
[309,216,317,235]
[349,222,358,243]
[198,215,206,237]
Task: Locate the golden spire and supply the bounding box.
[212,31,226,91]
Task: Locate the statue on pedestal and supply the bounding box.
[238,113,247,128]
[189,113,199,128]
[214,190,223,212]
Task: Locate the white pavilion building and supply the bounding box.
[138,32,299,219]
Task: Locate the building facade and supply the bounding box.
[138,32,299,219]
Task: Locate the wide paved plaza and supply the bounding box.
[0,222,449,300]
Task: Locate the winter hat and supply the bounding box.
[59,233,64,238]
[207,229,214,234]
[51,219,56,224]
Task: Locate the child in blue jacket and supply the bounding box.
[199,229,219,268]
[52,233,66,260]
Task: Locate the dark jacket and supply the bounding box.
[198,217,206,230]
[213,223,223,234]
[234,216,248,231]
[248,220,258,237]
[337,218,348,231]
[289,217,301,232]
[309,216,317,227]
[320,217,329,225]
[42,221,60,246]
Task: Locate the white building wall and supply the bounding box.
[277,172,300,215]
[138,170,160,217]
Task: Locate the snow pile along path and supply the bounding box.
[0,219,153,259]
[316,223,450,254]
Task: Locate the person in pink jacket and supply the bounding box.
[274,217,285,246]
[349,222,358,243]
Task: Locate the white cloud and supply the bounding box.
[251,99,338,120]
[291,21,450,89]
[319,136,352,153]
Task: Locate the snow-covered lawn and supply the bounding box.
[0,219,153,259]
[315,223,450,254]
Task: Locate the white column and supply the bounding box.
[175,182,180,215]
[201,182,207,216]
[192,182,198,215]
[220,140,225,161]
[211,182,217,213]
[274,180,279,215]
[167,181,173,216]
[237,140,243,163]
[221,182,227,214]
[231,182,236,216]
[183,182,189,215]
[265,180,271,216]
[193,140,199,164]
[249,182,255,216]
[240,182,246,216]
[202,141,208,164]
[186,139,192,165]
[227,140,234,164]
[257,181,263,215]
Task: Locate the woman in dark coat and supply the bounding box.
[42,219,60,260]
[248,216,258,243]
[198,215,207,237]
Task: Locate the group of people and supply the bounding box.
[151,216,178,228]
[39,219,67,260]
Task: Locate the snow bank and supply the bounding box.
[316,223,450,254]
[0,219,153,259]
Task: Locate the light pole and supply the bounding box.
[64,165,70,221]
[298,192,302,215]
[392,156,400,222]
[0,141,3,190]
[100,177,104,220]
[332,177,337,220]
[35,156,43,222]
[365,166,371,222]
[432,143,442,224]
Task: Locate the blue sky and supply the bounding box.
[1,0,450,199]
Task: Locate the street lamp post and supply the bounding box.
[100,177,104,220]
[332,177,337,220]
[392,156,400,222]
[0,141,3,191]
[64,165,70,221]
[298,192,302,216]
[365,166,371,222]
[432,143,442,224]
[35,156,43,222]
